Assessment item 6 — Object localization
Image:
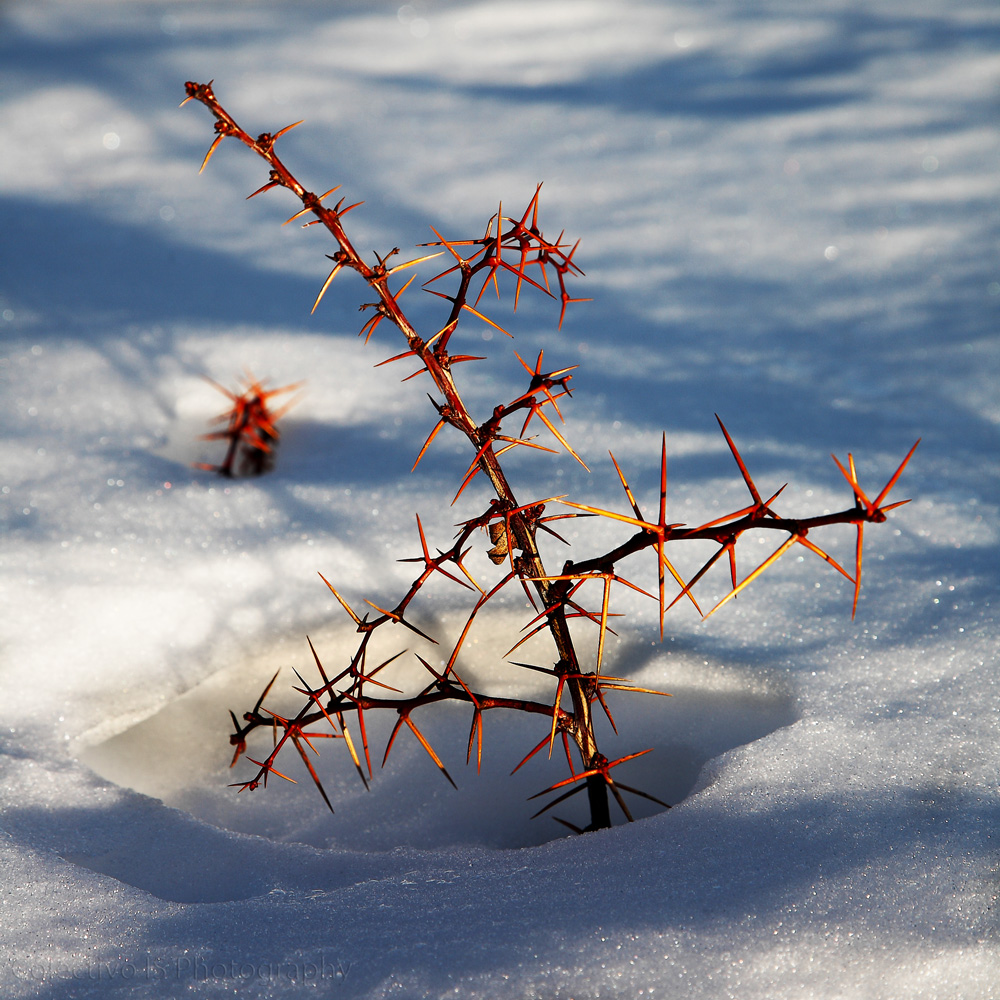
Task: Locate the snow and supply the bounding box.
[1,0,998,996]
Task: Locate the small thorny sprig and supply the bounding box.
[182,81,919,833]
[196,373,302,477]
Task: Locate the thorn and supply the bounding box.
[198,133,226,173]
[460,302,511,338]
[337,714,370,790]
[318,573,361,625]
[252,670,281,715]
[363,600,438,644]
[552,816,585,835]
[716,415,765,508]
[403,715,457,789]
[387,251,445,276]
[412,418,447,472]
[272,119,304,142]
[246,179,282,200]
[533,408,589,471]
[289,737,335,812]
[246,756,297,784]
[831,451,875,514]
[528,780,589,820]
[467,710,484,773]
[873,439,921,509]
[393,273,418,300]
[511,733,551,775]
[852,522,864,619]
[311,258,346,314]
[703,535,798,620]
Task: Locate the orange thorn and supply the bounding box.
[460,302,511,338]
[609,452,644,521]
[198,133,226,173]
[534,408,589,471]
[318,573,361,625]
[311,259,345,314]
[795,533,854,582]
[387,251,445,276]
[403,715,457,789]
[511,733,552,775]
[393,273,417,302]
[703,534,798,620]
[831,452,875,514]
[271,119,304,142]
[716,415,764,507]
[246,756,297,784]
[412,418,447,472]
[852,522,864,619]
[873,439,921,509]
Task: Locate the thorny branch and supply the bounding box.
[183,81,918,832]
[197,372,301,476]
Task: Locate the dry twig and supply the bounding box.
[183,81,917,832]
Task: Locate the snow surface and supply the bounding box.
[1,0,998,996]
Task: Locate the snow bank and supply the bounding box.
[1,1,997,997]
